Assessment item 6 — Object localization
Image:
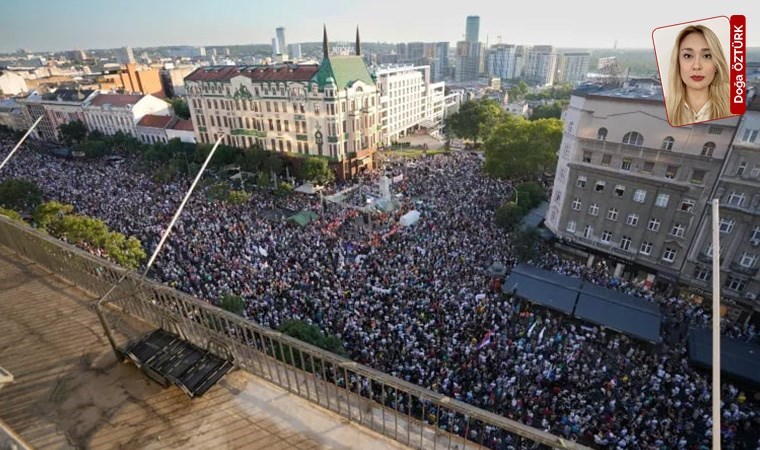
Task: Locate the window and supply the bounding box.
[701,142,715,157]
[680,199,695,212]
[665,165,679,179]
[601,230,612,243]
[727,192,746,207]
[601,154,612,166]
[661,136,674,150]
[655,194,669,208]
[662,247,677,263]
[707,125,722,135]
[633,189,647,203]
[582,151,592,163]
[588,203,599,216]
[626,214,639,226]
[752,164,760,178]
[583,225,593,238]
[571,198,582,211]
[695,266,712,281]
[752,226,760,242]
[691,169,706,184]
[607,207,618,221]
[622,131,644,146]
[621,159,632,171]
[597,127,608,141]
[737,161,747,176]
[671,223,686,238]
[639,241,653,255]
[566,220,577,233]
[642,161,655,174]
[620,236,632,251]
[705,243,723,258]
[719,219,735,234]
[648,218,661,232]
[741,128,758,143]
[614,185,625,197]
[576,176,587,188]
[595,181,606,192]
[725,276,746,293]
[740,253,757,268]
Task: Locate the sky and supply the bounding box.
[0,0,757,53]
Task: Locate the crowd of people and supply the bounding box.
[1,134,758,449]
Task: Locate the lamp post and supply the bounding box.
[0,116,43,172]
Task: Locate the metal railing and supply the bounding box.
[0,215,590,450]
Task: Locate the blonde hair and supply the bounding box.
[665,25,730,126]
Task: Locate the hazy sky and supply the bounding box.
[1,0,756,52]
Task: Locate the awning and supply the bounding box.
[287,210,318,227]
[502,264,582,314]
[688,329,760,387]
[575,282,662,344]
[294,183,323,195]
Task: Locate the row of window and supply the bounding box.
[571,189,692,211]
[733,161,760,178]
[566,220,680,262]
[580,154,709,184]
[568,202,688,236]
[694,267,751,293]
[597,126,724,148]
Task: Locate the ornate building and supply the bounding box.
[184,27,380,179]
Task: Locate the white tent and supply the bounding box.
[294,182,323,195]
[399,210,421,227]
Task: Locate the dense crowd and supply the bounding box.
[1,135,758,449]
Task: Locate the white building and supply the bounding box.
[487,44,524,81]
[137,115,195,144]
[524,45,557,87]
[83,93,171,137]
[373,65,454,145]
[17,89,98,142]
[0,70,28,96]
[556,52,590,85]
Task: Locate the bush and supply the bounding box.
[226,190,251,205]
[279,320,346,356]
[0,207,23,222]
[216,294,245,316]
[495,202,527,231]
[515,182,546,209]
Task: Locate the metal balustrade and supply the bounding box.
[0,215,590,450]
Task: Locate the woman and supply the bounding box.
[665,25,731,126]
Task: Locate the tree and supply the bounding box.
[216,294,245,316]
[168,98,191,120]
[494,202,526,231]
[530,102,564,120]
[446,98,504,146]
[300,156,334,185]
[508,80,529,102]
[278,320,346,356]
[484,116,563,180]
[0,179,43,213]
[226,190,251,205]
[104,232,146,270]
[515,182,546,208]
[0,207,23,222]
[33,201,74,231]
[74,139,110,159]
[58,120,88,145]
[513,228,541,262]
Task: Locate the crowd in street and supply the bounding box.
[1,135,758,449]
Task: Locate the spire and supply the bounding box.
[322,24,329,59]
[355,26,361,56]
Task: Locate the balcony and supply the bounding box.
[730,261,759,276]
[697,251,713,264]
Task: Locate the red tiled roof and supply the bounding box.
[89,93,144,107]
[184,64,320,83]
[170,119,194,131]
[137,114,173,128]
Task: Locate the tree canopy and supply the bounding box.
[484,116,563,180]
[0,179,43,213]
[446,98,504,145]
[300,156,334,185]
[530,101,566,120]
[168,98,191,120]
[216,294,245,316]
[278,320,346,356]
[58,120,88,145]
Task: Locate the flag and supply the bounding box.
[527,321,538,337]
[476,331,494,350]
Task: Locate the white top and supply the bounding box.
[683,100,712,123]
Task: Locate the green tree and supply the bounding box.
[530,102,565,120]
[494,202,527,231]
[0,207,23,222]
[515,182,546,208]
[74,139,110,159]
[227,190,251,205]
[104,232,146,270]
[300,156,334,185]
[278,320,346,356]
[33,201,74,231]
[58,120,88,145]
[168,98,191,120]
[446,98,504,146]
[0,179,43,213]
[484,117,563,180]
[216,294,245,316]
[262,153,284,176]
[508,80,529,102]
[513,228,541,262]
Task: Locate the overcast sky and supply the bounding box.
[1,0,756,53]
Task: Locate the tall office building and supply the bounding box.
[465,16,480,43]
[116,46,135,65]
[288,43,302,60]
[432,42,450,82]
[486,44,525,81]
[276,27,287,55]
[271,38,279,58]
[555,52,591,85]
[455,15,482,82]
[524,45,557,86]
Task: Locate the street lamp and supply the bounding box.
[0,116,43,172]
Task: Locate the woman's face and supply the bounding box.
[678,31,716,93]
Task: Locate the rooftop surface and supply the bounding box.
[0,247,406,450]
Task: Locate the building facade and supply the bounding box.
[546,80,740,290]
[0,70,28,96]
[83,93,172,137]
[373,65,450,145]
[682,97,760,321]
[555,52,590,85]
[0,99,24,131]
[455,16,482,82]
[523,45,557,86]
[116,47,135,65]
[17,89,97,142]
[184,28,380,179]
[137,115,195,144]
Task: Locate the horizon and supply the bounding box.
[1,0,756,54]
